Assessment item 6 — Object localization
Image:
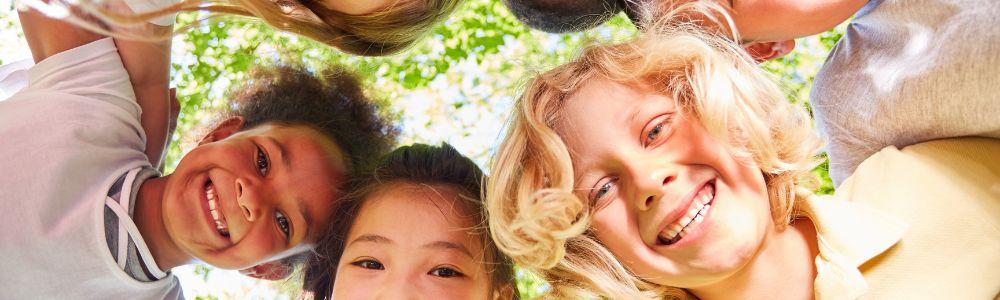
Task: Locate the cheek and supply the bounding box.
[590,203,659,277]
[214,231,282,269]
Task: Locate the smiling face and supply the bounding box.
[161,121,346,270]
[557,78,772,288]
[332,183,491,299]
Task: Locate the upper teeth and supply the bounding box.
[659,184,714,244]
[206,183,229,237]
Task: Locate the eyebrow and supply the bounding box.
[422,241,474,259]
[348,234,394,247]
[346,235,474,258]
[267,136,291,170]
[299,197,312,242]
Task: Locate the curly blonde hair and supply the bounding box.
[485,13,822,300]
[24,0,458,56]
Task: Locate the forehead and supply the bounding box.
[350,183,481,247]
[557,79,675,167]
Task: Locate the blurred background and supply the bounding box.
[0,0,842,298]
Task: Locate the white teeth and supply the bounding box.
[657,184,716,245]
[205,182,229,237]
[679,215,692,226]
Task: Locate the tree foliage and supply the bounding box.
[0,0,843,297]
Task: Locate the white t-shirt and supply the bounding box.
[122,0,180,26]
[811,0,1000,185]
[0,38,182,299]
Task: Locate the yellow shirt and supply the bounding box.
[808,137,1000,299]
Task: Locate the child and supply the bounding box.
[21,0,460,56]
[303,143,517,299]
[506,0,1000,185]
[0,12,397,297]
[485,25,1000,299]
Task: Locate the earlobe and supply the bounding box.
[239,261,293,281]
[743,40,796,63]
[199,116,245,145]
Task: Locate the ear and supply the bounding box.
[743,40,796,63]
[239,261,293,281]
[198,116,245,145]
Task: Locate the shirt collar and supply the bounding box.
[799,190,909,299]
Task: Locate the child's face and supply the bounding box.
[557,79,772,288]
[162,122,346,270]
[332,183,492,300]
[322,0,396,15]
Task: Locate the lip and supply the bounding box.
[198,174,233,247]
[649,178,716,247]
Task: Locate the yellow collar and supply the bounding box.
[799,192,908,299]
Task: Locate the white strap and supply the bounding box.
[115,169,141,269]
[104,198,169,279]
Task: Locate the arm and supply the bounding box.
[18,2,176,168]
[112,16,174,169]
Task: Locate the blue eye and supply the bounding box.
[593,180,615,203]
[276,211,290,237]
[352,259,384,270]
[644,115,674,147]
[256,145,269,176]
[429,267,463,278]
[647,124,663,142]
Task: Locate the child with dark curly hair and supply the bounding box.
[0,8,397,298]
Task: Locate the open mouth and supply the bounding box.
[204,180,230,237]
[657,180,716,246]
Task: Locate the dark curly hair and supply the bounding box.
[302,143,518,299]
[219,64,399,172]
[503,0,656,33]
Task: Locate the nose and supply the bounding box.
[627,159,675,212]
[375,274,420,300]
[235,178,262,222]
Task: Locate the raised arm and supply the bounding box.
[18,2,176,169]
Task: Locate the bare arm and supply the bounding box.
[17,2,176,168]
[112,15,174,169]
[726,0,868,42]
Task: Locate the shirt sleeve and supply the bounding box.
[24,38,139,115]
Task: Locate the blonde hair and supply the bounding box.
[485,12,822,300]
[28,0,458,56]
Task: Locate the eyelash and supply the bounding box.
[591,177,617,204]
[351,259,384,270]
[255,144,269,176]
[429,266,464,278]
[275,210,291,238]
[643,116,672,147]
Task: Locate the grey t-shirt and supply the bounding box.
[104,167,165,282]
[811,0,1000,185]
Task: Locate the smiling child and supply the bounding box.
[485,24,1000,299]
[303,143,517,300]
[0,19,397,297]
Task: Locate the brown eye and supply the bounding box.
[275,211,291,237]
[429,267,463,278]
[351,259,384,270]
[255,145,270,176]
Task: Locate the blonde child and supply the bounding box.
[485,24,1000,299]
[303,143,517,299]
[506,0,1000,185]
